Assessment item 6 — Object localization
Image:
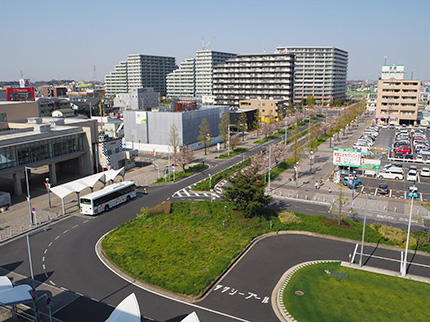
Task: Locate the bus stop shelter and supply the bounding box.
[50,168,125,215]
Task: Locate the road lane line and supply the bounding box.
[389,189,392,198]
[42,256,45,262]
[44,249,47,255]
[48,242,53,247]
[420,193,423,202]
[374,188,377,196]
[72,224,79,229]
[95,234,250,322]
[83,220,89,223]
[63,230,69,234]
[49,280,56,286]
[42,264,45,270]
[55,235,60,240]
[361,253,430,269]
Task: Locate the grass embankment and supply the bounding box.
[192,159,249,191]
[102,201,430,297]
[154,163,207,184]
[215,147,248,159]
[283,262,430,322]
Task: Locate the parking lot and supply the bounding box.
[345,124,430,202]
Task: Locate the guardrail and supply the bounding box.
[388,157,430,164]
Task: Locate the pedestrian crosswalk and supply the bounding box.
[172,186,220,199]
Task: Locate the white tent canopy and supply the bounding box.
[105,293,140,322]
[49,168,125,214]
[181,312,200,322]
[0,284,33,305]
[0,276,12,292]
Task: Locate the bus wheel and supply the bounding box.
[105,205,109,212]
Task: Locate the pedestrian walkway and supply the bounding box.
[172,185,220,199]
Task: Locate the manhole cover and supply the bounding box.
[295,290,304,296]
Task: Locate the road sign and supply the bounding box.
[333,148,361,167]
[31,207,35,212]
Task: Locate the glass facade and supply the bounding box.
[0,133,84,170]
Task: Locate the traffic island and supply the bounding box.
[273,261,430,322]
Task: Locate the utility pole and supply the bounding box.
[268,145,272,192]
[25,167,34,226]
[227,125,230,157]
[359,193,368,266]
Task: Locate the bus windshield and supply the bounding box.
[80,198,92,205]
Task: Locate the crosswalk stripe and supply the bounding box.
[194,192,200,196]
[203,193,209,197]
[183,189,191,197]
[212,193,220,198]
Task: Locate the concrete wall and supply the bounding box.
[124,107,227,152]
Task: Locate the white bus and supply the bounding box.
[79,181,136,215]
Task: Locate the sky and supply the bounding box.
[1,0,429,82]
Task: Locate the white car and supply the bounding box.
[407,170,418,182]
[421,168,430,177]
[421,149,430,156]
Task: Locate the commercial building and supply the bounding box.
[275,46,348,103]
[375,79,421,125]
[0,101,39,122]
[0,117,98,195]
[41,86,68,97]
[213,53,294,108]
[167,50,236,98]
[92,116,124,139]
[123,106,228,153]
[105,54,176,97]
[239,99,288,123]
[366,93,377,111]
[113,87,159,111]
[229,107,257,131]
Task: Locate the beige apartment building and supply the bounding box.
[375,79,421,125]
[239,99,287,123]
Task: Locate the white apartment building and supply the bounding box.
[113,87,159,111]
[105,54,176,97]
[213,53,295,107]
[275,46,348,103]
[166,50,236,98]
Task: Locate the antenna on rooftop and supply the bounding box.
[201,35,216,50]
[19,70,24,78]
[384,56,387,65]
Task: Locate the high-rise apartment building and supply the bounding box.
[166,50,236,98]
[376,79,420,125]
[213,53,294,107]
[275,46,348,103]
[105,54,176,97]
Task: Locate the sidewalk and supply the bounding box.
[269,113,430,225]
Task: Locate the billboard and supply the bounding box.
[360,158,381,169]
[333,148,361,167]
[6,87,35,101]
[19,79,31,88]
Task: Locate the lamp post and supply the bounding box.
[25,167,36,226]
[402,196,414,276]
[359,193,369,266]
[227,124,230,157]
[309,151,313,174]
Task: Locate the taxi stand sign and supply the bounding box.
[333,148,361,167]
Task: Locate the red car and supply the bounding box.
[395,146,411,154]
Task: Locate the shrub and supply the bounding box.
[147,201,171,215]
[370,223,417,247]
[279,211,302,224]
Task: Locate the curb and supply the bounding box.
[272,260,338,322]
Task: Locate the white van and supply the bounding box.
[378,168,404,180]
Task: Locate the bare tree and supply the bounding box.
[328,186,350,225]
[198,118,211,155]
[270,143,289,164]
[169,124,180,154]
[219,112,229,148]
[229,135,240,151]
[238,112,248,142]
[173,145,194,171]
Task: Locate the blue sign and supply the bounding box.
[32,207,35,212]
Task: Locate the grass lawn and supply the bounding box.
[102,201,267,296]
[283,262,430,322]
[102,201,430,298]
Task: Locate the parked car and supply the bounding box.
[377,183,389,195]
[420,149,430,156]
[407,170,418,181]
[394,146,411,154]
[408,186,419,199]
[420,167,430,177]
[343,176,362,189]
[378,169,404,180]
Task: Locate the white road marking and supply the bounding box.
[83,219,89,223]
[361,252,430,269]
[193,192,200,197]
[418,175,421,183]
[42,264,45,270]
[95,234,250,322]
[389,189,392,198]
[203,193,209,197]
[55,235,60,240]
[63,230,69,234]
[374,188,377,196]
[49,280,56,286]
[420,193,423,202]
[48,242,53,247]
[404,191,407,199]
[60,287,68,291]
[212,193,220,198]
[183,189,191,197]
[91,297,98,302]
[72,224,79,229]
[42,256,45,262]
[44,249,47,255]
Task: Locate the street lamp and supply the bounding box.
[25,167,37,226]
[309,151,314,174]
[402,195,415,276]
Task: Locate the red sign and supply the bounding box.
[6,87,35,101]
